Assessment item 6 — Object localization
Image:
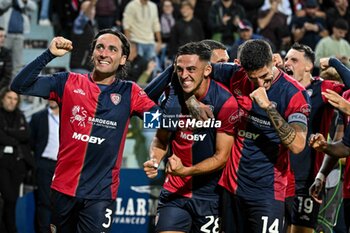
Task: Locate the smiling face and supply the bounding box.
[92,33,127,78]
[247,64,274,90]
[176,54,211,95]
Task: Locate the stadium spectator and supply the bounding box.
[30,100,59,233]
[69,0,98,74]
[257,0,291,52]
[236,0,264,30]
[127,41,157,87]
[230,19,275,60]
[123,0,162,61]
[38,0,51,26]
[0,0,37,78]
[51,0,80,39]
[167,0,204,59]
[290,0,328,51]
[94,0,117,30]
[0,27,12,90]
[208,0,246,50]
[0,87,32,233]
[325,0,350,43]
[315,18,350,69]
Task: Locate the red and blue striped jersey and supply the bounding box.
[212,63,310,201]
[11,50,158,199]
[163,79,239,201]
[291,78,344,190]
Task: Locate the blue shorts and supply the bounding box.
[221,190,285,233]
[291,193,320,228]
[155,189,220,233]
[50,189,116,233]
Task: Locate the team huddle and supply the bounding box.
[10,28,350,233]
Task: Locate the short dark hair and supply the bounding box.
[239,39,273,72]
[176,42,211,62]
[200,39,227,51]
[291,42,315,65]
[90,28,130,78]
[333,18,349,31]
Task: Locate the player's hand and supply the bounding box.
[249,87,271,110]
[143,158,159,179]
[322,89,350,115]
[319,57,330,70]
[309,178,324,204]
[165,154,188,177]
[273,54,283,68]
[185,95,214,121]
[49,37,73,57]
[309,133,327,152]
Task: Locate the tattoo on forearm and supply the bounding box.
[185,95,200,118]
[266,106,296,146]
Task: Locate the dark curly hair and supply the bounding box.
[238,39,273,72]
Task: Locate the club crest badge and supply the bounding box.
[110,93,121,105]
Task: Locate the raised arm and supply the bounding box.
[309,132,350,158]
[144,65,174,102]
[320,57,350,88]
[11,37,72,97]
[250,87,308,154]
[211,62,241,88]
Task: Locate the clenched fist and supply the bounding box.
[49,37,73,57]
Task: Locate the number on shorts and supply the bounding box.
[261,216,279,233]
[200,216,220,233]
[102,208,112,229]
[297,196,313,214]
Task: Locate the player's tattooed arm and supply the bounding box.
[250,87,307,154]
[185,95,214,121]
[266,104,307,153]
[266,104,296,145]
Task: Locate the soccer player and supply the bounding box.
[309,118,350,232]
[197,39,310,233]
[10,29,159,233]
[283,44,350,233]
[308,60,350,233]
[143,41,239,233]
[144,39,229,106]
